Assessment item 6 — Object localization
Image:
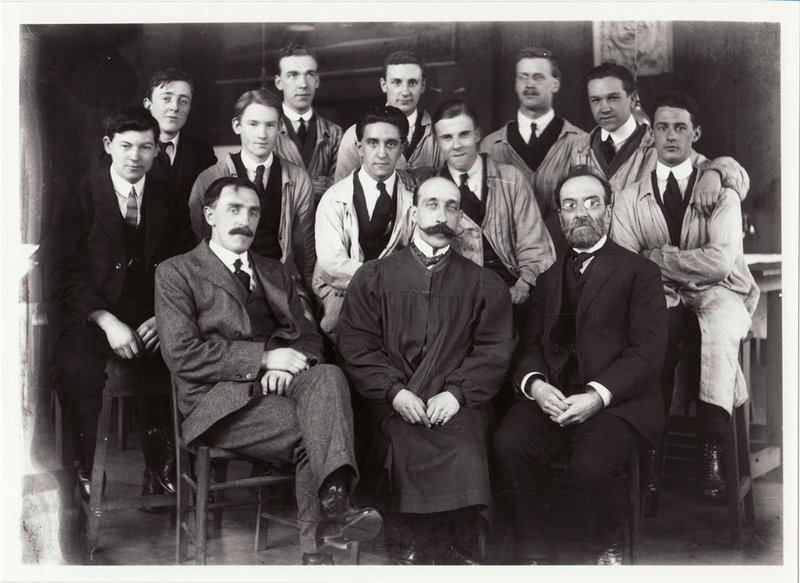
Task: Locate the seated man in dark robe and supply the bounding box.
[336,176,517,565]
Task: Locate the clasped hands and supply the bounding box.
[392,389,459,428]
[92,311,160,360]
[260,347,310,396]
[530,379,603,427]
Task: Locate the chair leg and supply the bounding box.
[116,396,128,450]
[195,449,210,565]
[86,388,114,555]
[628,451,640,565]
[212,460,229,531]
[476,515,488,561]
[349,541,361,565]
[254,485,269,551]
[176,448,190,564]
[737,405,756,526]
[725,409,742,547]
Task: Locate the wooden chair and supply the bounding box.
[78,358,176,556]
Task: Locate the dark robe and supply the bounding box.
[336,247,516,513]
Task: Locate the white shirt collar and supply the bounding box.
[447,153,482,185]
[601,114,638,145]
[161,132,180,148]
[656,157,694,181]
[357,167,397,194]
[573,234,607,254]
[282,102,312,123]
[240,149,273,173]
[405,108,419,141]
[109,166,145,197]
[208,239,252,273]
[518,108,554,137]
[413,231,450,257]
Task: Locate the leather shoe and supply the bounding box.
[595,542,624,565]
[139,468,167,513]
[77,469,106,503]
[698,437,726,500]
[319,485,382,542]
[441,543,481,565]
[394,541,434,565]
[157,433,177,494]
[302,552,334,565]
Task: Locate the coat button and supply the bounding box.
[245,373,252,379]
[115,263,122,269]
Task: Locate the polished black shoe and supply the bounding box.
[319,485,382,542]
[139,468,167,513]
[77,470,106,503]
[441,543,482,565]
[698,437,726,500]
[394,541,434,565]
[302,552,334,565]
[595,542,624,565]
[157,433,177,494]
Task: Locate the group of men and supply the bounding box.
[45,42,758,566]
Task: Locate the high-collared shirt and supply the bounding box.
[208,239,255,291]
[282,102,313,134]
[240,149,274,189]
[110,167,145,224]
[447,155,483,199]
[357,168,397,219]
[600,114,638,152]
[517,107,555,143]
[520,233,612,407]
[656,157,694,197]
[405,108,419,143]
[412,231,450,269]
[160,132,180,165]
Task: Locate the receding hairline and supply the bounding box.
[278,53,318,72]
[416,178,460,202]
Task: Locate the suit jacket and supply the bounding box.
[45,168,194,336]
[148,133,217,205]
[155,241,324,444]
[513,238,667,445]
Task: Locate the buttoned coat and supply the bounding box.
[155,241,323,444]
[513,239,668,445]
[148,133,217,206]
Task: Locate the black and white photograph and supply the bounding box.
[4,1,798,581]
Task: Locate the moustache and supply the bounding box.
[229,227,254,237]
[421,223,458,237]
[523,90,540,96]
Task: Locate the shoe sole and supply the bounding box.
[338,511,383,543]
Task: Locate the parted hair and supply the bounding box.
[203,176,258,208]
[382,50,426,79]
[652,90,702,128]
[103,106,159,141]
[232,88,282,121]
[146,68,194,100]
[556,165,613,206]
[585,62,637,95]
[432,99,480,130]
[515,47,561,80]
[355,105,409,142]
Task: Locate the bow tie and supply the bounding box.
[411,242,447,267]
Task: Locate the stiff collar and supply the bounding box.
[282,102,312,123]
[240,148,274,173]
[572,234,607,254]
[447,153,482,184]
[412,231,450,257]
[109,166,145,196]
[357,167,397,193]
[601,114,638,145]
[518,107,555,136]
[656,157,694,181]
[208,239,251,273]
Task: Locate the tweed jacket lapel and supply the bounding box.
[195,241,250,307]
[249,252,302,343]
[577,239,624,318]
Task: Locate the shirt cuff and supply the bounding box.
[587,381,612,407]
[520,372,547,400]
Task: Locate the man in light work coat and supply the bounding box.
[314,106,416,338]
[156,176,381,565]
[334,50,442,182]
[611,91,759,499]
[274,43,343,207]
[480,48,586,247]
[423,99,555,310]
[337,177,516,565]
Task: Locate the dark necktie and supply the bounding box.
[158,141,173,167]
[529,121,538,145]
[571,250,595,279]
[254,164,266,198]
[124,186,138,227]
[233,258,251,293]
[600,135,616,165]
[664,171,683,215]
[297,117,307,145]
[458,172,482,223]
[370,180,394,235]
[411,242,447,267]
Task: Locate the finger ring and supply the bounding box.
[437,418,444,425]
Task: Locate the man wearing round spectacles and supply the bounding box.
[313,105,416,338]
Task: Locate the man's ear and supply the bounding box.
[203,205,215,227]
[102,136,112,154]
[143,97,152,110]
[379,77,388,95]
[691,125,702,143]
[274,75,283,92]
[232,117,241,135]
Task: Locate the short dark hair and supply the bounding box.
[585,62,637,95]
[278,43,318,69]
[232,88,281,121]
[412,175,460,206]
[515,47,561,80]
[432,99,480,130]
[382,50,426,79]
[146,68,194,100]
[555,165,613,206]
[203,176,258,208]
[652,90,702,128]
[103,106,159,141]
[355,105,409,142]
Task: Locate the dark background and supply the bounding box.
[20,21,781,253]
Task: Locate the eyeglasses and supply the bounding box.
[560,198,605,212]
[363,138,403,151]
